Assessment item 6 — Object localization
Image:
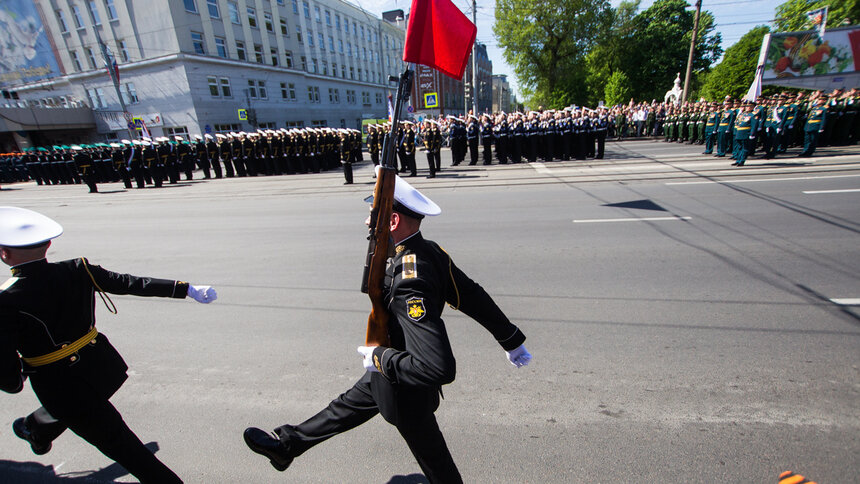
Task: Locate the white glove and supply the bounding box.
[357,346,379,372]
[505,344,532,368]
[187,285,217,303]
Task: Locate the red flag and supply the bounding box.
[403,0,477,80]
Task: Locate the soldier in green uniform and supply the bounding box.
[703,103,719,154]
[731,102,758,166]
[716,100,734,157]
[799,97,827,157]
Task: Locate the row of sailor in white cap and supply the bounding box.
[0,206,217,481]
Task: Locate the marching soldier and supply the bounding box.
[0,206,216,484]
[799,97,827,157]
[367,125,381,167]
[466,115,480,165]
[71,146,98,193]
[703,103,719,155]
[112,142,133,189]
[731,101,758,167]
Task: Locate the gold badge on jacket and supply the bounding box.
[402,254,417,279]
[406,297,426,321]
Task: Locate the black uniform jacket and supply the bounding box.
[372,232,526,389]
[0,258,188,418]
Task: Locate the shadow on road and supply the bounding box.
[0,442,162,483]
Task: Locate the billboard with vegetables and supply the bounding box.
[763,26,859,80]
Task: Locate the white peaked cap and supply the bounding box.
[0,206,64,248]
[367,166,441,218]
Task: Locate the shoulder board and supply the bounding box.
[1,277,19,292]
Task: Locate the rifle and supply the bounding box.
[361,69,414,347]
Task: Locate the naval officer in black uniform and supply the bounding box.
[244,175,532,483]
[0,206,217,483]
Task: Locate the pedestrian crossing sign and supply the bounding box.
[424,92,438,108]
[238,109,248,121]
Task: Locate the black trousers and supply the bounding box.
[468,139,479,165]
[274,372,461,484]
[23,404,181,483]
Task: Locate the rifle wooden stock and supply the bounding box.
[360,68,413,348]
[363,167,396,346]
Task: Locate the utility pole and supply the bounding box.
[95,30,133,140]
[471,0,478,115]
[681,0,701,105]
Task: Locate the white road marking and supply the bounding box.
[573,216,692,223]
[830,298,860,306]
[802,188,860,194]
[666,174,860,185]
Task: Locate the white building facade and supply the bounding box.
[9,0,406,141]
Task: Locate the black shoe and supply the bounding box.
[244,427,293,471]
[13,418,51,455]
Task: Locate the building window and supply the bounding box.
[213,123,241,133]
[285,121,303,129]
[347,42,351,56]
[270,48,278,66]
[358,68,362,81]
[165,127,190,137]
[87,87,107,108]
[353,23,357,35]
[349,67,354,80]
[325,10,331,26]
[236,41,246,60]
[307,86,320,103]
[321,60,327,75]
[247,7,257,28]
[300,55,306,71]
[56,10,69,33]
[280,84,297,102]
[318,33,324,49]
[296,26,302,43]
[344,18,348,34]
[375,93,382,104]
[85,48,97,69]
[87,1,101,25]
[284,51,293,68]
[280,82,288,100]
[205,0,219,18]
[280,18,288,36]
[310,58,317,73]
[338,39,343,53]
[70,51,82,71]
[328,35,334,52]
[247,80,267,99]
[346,90,355,104]
[227,1,239,23]
[329,88,339,103]
[332,62,337,77]
[220,77,232,97]
[254,44,263,63]
[208,76,220,97]
[288,83,296,101]
[191,32,205,54]
[340,64,345,77]
[118,40,129,62]
[71,5,84,28]
[184,0,197,13]
[363,47,367,60]
[314,6,320,22]
[277,0,284,5]
[123,82,139,104]
[311,120,326,128]
[215,37,227,58]
[292,0,298,15]
[258,122,276,130]
[264,12,273,33]
[362,91,370,105]
[302,1,309,19]
[308,29,314,47]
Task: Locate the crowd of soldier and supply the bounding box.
[1,127,364,191]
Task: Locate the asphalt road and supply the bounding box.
[1,139,858,483]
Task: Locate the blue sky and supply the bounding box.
[346,0,784,99]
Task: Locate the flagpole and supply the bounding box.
[95,30,134,140]
[471,0,477,115]
[381,66,415,171]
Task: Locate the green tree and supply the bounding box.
[494,0,612,108]
[584,0,640,105]
[621,0,722,102]
[773,0,860,33]
[701,25,771,101]
[604,71,633,106]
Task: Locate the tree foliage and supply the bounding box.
[604,71,633,106]
[494,0,612,109]
[701,25,770,101]
[495,0,722,108]
[773,0,860,33]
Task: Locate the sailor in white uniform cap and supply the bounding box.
[0,206,217,483]
[244,174,531,482]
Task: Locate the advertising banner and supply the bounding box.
[0,0,62,87]
[763,27,858,80]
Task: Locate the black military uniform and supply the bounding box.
[466,117,480,165]
[246,228,527,483]
[72,149,98,193]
